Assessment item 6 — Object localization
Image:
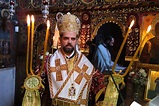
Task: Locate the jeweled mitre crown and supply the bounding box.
[57,12,81,36]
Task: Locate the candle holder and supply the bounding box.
[41,0,49,19]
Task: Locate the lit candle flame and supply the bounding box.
[31,15,34,23]
[129,20,135,29]
[146,25,151,34]
[47,20,50,29]
[27,15,30,26]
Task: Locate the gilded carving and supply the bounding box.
[91,11,127,40]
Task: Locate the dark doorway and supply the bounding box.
[92,22,127,66]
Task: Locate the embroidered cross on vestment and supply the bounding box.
[74,64,90,84]
[50,59,67,81]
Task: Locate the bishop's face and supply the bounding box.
[60,32,78,55]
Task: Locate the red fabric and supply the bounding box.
[91,70,107,95]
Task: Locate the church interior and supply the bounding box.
[0,0,159,106]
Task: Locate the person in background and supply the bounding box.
[47,12,95,106]
[93,35,126,74]
[92,35,126,106]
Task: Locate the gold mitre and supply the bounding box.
[57,12,81,35]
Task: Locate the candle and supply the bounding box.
[26,15,30,76]
[122,25,153,77]
[112,20,135,74]
[30,15,35,75]
[39,20,50,75]
[53,23,60,49]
